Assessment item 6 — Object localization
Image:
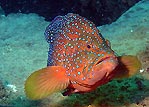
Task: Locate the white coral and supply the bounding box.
[139,69,144,73]
[6,84,17,92]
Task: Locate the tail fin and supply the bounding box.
[25,66,69,100]
[113,55,141,79]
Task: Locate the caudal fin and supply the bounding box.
[25,66,69,100]
[113,55,141,79]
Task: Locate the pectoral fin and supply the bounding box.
[114,55,141,79]
[25,66,70,100]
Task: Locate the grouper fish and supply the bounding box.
[25,13,141,100]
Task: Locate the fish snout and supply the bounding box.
[88,56,118,85]
[94,55,118,73]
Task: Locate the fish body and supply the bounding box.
[45,13,118,92]
[25,13,141,100]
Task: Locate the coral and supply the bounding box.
[137,45,149,74]
[0,80,11,106]
[136,44,149,82]
[38,74,148,107]
[137,97,149,107]
[49,76,148,107]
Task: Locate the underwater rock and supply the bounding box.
[0,6,4,16]
[0,0,140,26]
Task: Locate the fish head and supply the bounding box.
[73,31,118,86]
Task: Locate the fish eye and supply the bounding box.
[87,45,91,49]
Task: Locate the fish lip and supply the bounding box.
[95,56,116,65]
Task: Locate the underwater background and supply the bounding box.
[0,0,149,107]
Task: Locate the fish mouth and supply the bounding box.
[87,56,118,86]
[95,56,117,65]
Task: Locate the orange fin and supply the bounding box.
[25,66,69,100]
[114,55,141,79]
